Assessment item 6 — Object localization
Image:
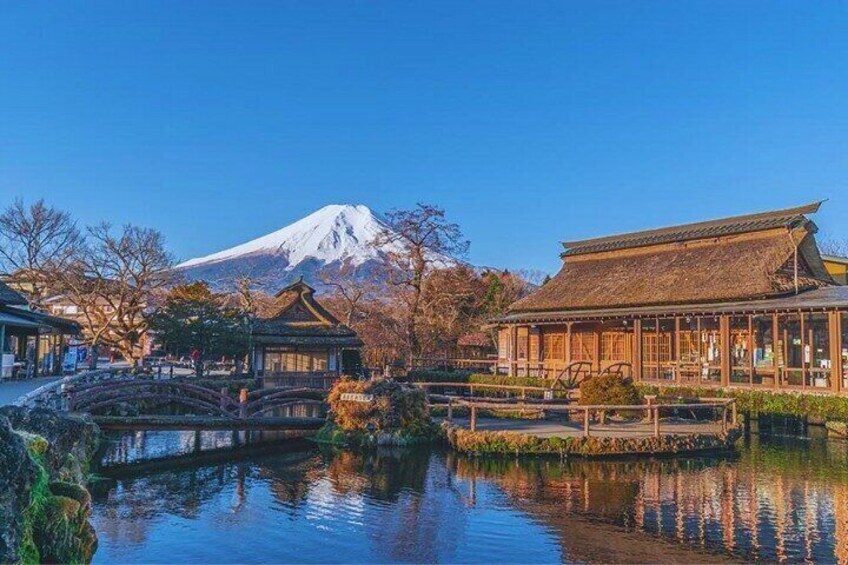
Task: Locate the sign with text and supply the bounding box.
[340,392,374,403]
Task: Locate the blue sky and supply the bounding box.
[1,2,847,274]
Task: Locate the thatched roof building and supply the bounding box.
[251,279,362,387]
[494,202,848,395]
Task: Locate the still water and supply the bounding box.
[91,432,848,564]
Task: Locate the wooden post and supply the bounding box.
[220,387,229,412]
[239,388,248,419]
[470,405,477,431]
[653,407,660,438]
[633,319,642,382]
[447,397,453,423]
[830,311,842,393]
[583,408,590,438]
[722,406,727,432]
[720,316,731,387]
[675,317,682,384]
[731,401,738,426]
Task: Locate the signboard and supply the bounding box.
[62,350,78,374]
[340,393,374,403]
[544,390,553,401]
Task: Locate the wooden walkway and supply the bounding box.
[446,417,724,439]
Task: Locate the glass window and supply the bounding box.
[543,332,565,360]
[777,313,803,387]
[570,331,596,362]
[699,317,722,384]
[806,313,831,389]
[498,329,510,360]
[677,317,700,383]
[265,349,328,374]
[730,316,751,385]
[641,319,673,381]
[601,332,626,361]
[752,315,776,385]
[517,328,528,360]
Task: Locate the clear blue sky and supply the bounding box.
[2,2,847,274]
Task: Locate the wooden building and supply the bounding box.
[251,280,363,387]
[0,281,80,379]
[494,202,848,393]
[823,255,848,285]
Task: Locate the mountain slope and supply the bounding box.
[175,204,450,291]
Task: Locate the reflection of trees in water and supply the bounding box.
[446,437,848,563]
[318,447,466,563]
[93,449,318,548]
[93,462,245,546]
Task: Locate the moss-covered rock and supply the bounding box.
[320,378,435,447]
[0,410,99,564]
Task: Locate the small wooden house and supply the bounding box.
[251,280,363,387]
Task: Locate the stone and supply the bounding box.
[0,406,100,484]
[0,416,41,564]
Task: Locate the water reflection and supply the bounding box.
[91,433,848,564]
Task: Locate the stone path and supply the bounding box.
[448,416,724,438]
[0,377,60,407]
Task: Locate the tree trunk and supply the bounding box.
[89,344,99,370]
[195,357,203,378]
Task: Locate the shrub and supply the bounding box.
[326,378,430,437]
[579,373,642,407]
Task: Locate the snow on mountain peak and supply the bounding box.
[176,203,399,269]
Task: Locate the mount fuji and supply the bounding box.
[175,204,453,291]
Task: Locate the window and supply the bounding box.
[806,313,831,389]
[543,333,565,360]
[264,349,328,373]
[570,332,596,362]
[752,315,775,385]
[498,329,510,360]
[730,316,751,384]
[601,332,626,361]
[516,328,528,360]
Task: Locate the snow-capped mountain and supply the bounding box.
[175,204,451,291]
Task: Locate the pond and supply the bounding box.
[90,432,848,564]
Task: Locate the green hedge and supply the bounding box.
[468,374,551,389]
[404,370,473,383]
[638,385,848,421]
[442,422,742,457]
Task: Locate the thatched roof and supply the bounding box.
[510,203,835,315]
[251,279,362,347]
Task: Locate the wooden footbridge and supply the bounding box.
[55,375,330,432]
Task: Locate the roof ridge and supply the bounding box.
[561,201,823,256]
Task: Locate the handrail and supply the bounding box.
[436,396,737,437]
[412,381,551,392]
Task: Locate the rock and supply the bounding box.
[0,406,100,484]
[826,421,848,438]
[0,416,41,564]
[0,409,100,564]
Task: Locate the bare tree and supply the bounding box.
[373,203,469,359]
[0,199,83,307]
[58,223,174,364]
[318,260,378,326]
[819,235,848,257]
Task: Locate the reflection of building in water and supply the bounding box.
[448,441,848,564]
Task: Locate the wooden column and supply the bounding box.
[593,329,601,373]
[633,319,642,382]
[720,315,731,387]
[509,325,518,377]
[675,317,682,384]
[830,311,843,393]
[565,322,573,366]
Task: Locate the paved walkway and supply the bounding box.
[0,376,60,407]
[448,416,724,438]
